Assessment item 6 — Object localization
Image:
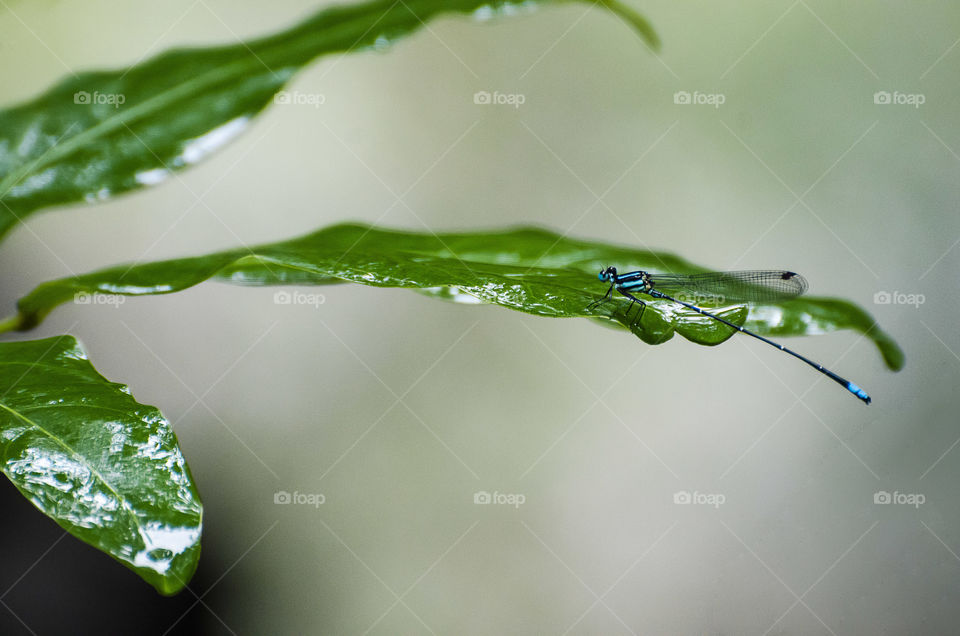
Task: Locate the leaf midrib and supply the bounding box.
[0,400,147,544]
[0,0,455,203]
[0,57,270,200]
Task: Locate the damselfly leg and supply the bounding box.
[586,283,614,310]
[615,287,647,325]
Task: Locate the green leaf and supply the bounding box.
[4,223,903,369]
[0,335,202,595]
[744,298,906,372]
[0,0,658,241]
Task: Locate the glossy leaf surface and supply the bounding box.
[0,335,202,594]
[5,224,904,370]
[0,0,657,240]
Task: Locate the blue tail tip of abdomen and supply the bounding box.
[847,382,871,405]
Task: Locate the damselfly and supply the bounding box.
[589,268,871,405]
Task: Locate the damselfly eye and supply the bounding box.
[598,270,606,281]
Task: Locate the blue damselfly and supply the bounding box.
[590,268,871,405]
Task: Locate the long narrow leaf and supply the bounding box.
[2,224,904,370]
[0,0,657,240]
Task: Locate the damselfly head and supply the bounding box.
[598,266,617,281]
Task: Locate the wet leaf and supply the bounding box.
[4,223,903,369]
[0,0,658,241]
[0,335,202,595]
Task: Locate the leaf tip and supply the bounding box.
[595,0,661,51]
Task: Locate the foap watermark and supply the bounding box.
[874,290,924,307]
[674,292,726,306]
[73,90,125,108]
[274,290,325,308]
[274,490,325,508]
[673,90,725,108]
[873,90,925,108]
[473,490,525,508]
[274,90,325,108]
[74,291,125,307]
[874,490,924,508]
[473,90,525,109]
[673,490,725,508]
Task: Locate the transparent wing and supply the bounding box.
[647,270,808,303]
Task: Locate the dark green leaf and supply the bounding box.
[0,0,658,241]
[3,223,903,369]
[0,335,202,595]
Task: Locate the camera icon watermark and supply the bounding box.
[274,90,325,108]
[73,90,126,108]
[673,90,725,108]
[873,490,924,508]
[74,291,125,307]
[473,490,525,508]
[274,490,325,508]
[873,290,924,307]
[873,90,925,108]
[273,290,326,308]
[473,90,525,108]
[673,490,725,508]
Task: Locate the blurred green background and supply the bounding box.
[0,0,958,633]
